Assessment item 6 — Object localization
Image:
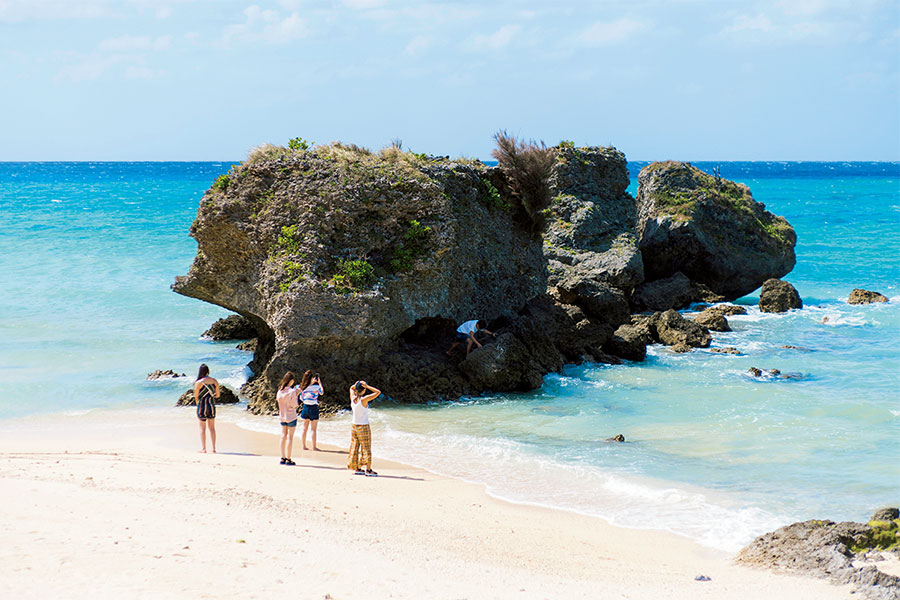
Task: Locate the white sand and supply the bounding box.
[0,410,859,600]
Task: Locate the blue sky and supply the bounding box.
[1,0,898,161]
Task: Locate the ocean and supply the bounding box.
[1,160,897,552]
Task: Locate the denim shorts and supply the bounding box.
[301,404,319,421]
[455,331,469,341]
[280,419,297,427]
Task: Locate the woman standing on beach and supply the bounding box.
[298,370,324,451]
[194,364,220,453]
[348,380,381,477]
[276,371,300,465]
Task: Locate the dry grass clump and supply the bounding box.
[491,130,555,231]
[245,143,292,164]
[315,141,373,164]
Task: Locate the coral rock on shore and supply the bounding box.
[177,386,240,406]
[736,509,900,600]
[693,307,732,332]
[636,161,796,300]
[848,288,889,305]
[759,279,803,313]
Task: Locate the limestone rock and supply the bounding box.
[651,309,711,348]
[630,272,696,312]
[636,161,796,299]
[551,275,630,325]
[671,343,692,353]
[458,333,543,391]
[203,315,257,340]
[759,279,803,313]
[704,304,748,317]
[849,289,889,305]
[177,385,240,406]
[603,324,649,362]
[872,508,899,522]
[693,308,732,332]
[736,516,900,600]
[710,347,741,355]
[147,369,186,380]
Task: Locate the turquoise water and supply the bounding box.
[1,161,898,551]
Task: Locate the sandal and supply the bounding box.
[285,459,295,466]
[354,469,365,476]
[365,469,378,477]
[280,457,287,464]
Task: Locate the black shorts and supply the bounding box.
[301,404,319,420]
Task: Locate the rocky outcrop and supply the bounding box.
[710,347,741,355]
[652,309,711,348]
[458,333,543,391]
[629,272,726,313]
[203,315,257,340]
[177,385,240,406]
[736,510,900,600]
[693,307,732,332]
[147,369,186,380]
[759,279,803,313]
[705,304,748,317]
[636,162,796,300]
[849,289,889,305]
[603,324,649,361]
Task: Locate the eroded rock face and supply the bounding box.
[203,315,257,340]
[736,513,900,600]
[177,385,240,406]
[636,162,796,299]
[849,289,889,305]
[759,279,803,313]
[458,333,544,391]
[175,147,547,411]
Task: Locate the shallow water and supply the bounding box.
[1,161,898,551]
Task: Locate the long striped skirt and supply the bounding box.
[348,424,372,470]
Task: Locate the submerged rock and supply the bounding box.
[203,315,257,340]
[177,385,240,406]
[759,279,803,313]
[736,510,900,600]
[147,369,186,380]
[636,161,796,300]
[849,288,889,305]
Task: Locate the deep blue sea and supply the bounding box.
[1,160,898,552]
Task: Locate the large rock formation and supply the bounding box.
[736,510,900,600]
[203,315,257,340]
[174,143,798,412]
[849,288,889,305]
[636,161,796,300]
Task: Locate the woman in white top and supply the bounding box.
[298,370,324,451]
[347,380,381,476]
[276,371,301,465]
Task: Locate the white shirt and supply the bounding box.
[300,384,322,405]
[457,320,479,335]
[351,397,369,425]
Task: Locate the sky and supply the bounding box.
[1,0,898,161]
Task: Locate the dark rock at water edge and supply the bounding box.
[203,315,257,340]
[704,304,747,317]
[458,333,544,391]
[651,309,711,348]
[177,385,240,406]
[759,279,803,313]
[635,161,796,299]
[849,288,890,305]
[709,347,741,355]
[147,369,186,380]
[693,307,731,332]
[603,323,649,361]
[736,510,900,600]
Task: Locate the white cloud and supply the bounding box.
[575,18,648,47]
[97,34,172,52]
[223,4,308,45]
[465,24,521,51]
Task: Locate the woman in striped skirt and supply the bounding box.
[348,380,381,476]
[194,364,220,453]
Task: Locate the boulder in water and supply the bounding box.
[652,309,711,348]
[848,288,889,305]
[758,279,803,313]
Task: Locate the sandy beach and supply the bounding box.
[0,409,863,600]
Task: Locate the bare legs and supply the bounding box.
[302,419,319,451]
[198,419,216,453]
[281,424,296,461]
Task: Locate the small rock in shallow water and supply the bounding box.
[710,347,741,355]
[147,369,186,380]
[848,288,889,305]
[605,434,626,442]
[759,279,803,313]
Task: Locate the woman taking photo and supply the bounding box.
[298,370,324,451]
[347,380,381,477]
[194,364,220,453]
[276,371,300,465]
